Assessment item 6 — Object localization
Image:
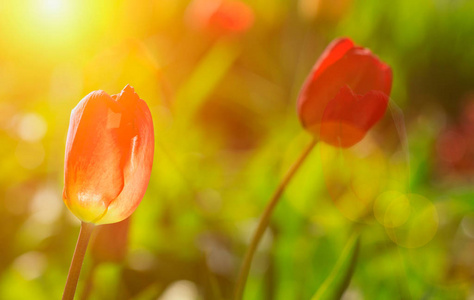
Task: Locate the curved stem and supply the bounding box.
[234,138,317,300]
[63,222,95,300]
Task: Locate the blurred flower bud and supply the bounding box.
[63,85,154,224]
[91,217,131,263]
[297,38,392,148]
[186,0,254,36]
[436,97,474,176]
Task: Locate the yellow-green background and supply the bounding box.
[1,0,474,299]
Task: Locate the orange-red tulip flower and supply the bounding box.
[187,0,254,35]
[297,38,392,148]
[63,85,154,224]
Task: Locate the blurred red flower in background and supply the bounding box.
[436,98,474,176]
[186,0,254,36]
[63,85,154,225]
[90,217,131,263]
[297,38,392,148]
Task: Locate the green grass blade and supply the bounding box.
[312,231,361,300]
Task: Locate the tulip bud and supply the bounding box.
[186,0,254,36]
[90,217,131,263]
[63,85,154,224]
[297,38,392,148]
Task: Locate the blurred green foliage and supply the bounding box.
[0,0,474,299]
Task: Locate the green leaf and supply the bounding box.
[311,231,361,300]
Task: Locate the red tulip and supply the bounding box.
[297,38,392,147]
[63,85,154,224]
[187,0,254,35]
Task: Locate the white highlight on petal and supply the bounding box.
[106,108,121,129]
[77,191,103,204]
[129,135,138,169]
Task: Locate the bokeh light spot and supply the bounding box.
[17,113,47,142]
[37,0,70,26]
[12,252,47,280]
[159,280,199,300]
[128,249,156,272]
[385,194,438,248]
[30,187,63,224]
[374,191,411,228]
[320,134,389,222]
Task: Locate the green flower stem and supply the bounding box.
[234,138,317,300]
[63,222,95,300]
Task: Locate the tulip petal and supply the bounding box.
[63,91,128,222]
[310,38,354,83]
[95,85,154,224]
[297,38,353,124]
[320,86,389,147]
[342,47,392,96]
